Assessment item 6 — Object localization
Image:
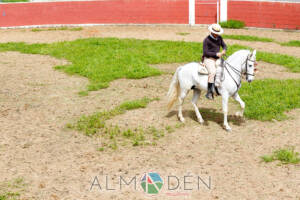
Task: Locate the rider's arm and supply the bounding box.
[220,37,227,56]
[220,36,227,51]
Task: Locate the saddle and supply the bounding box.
[198,59,224,75]
[197,62,209,75]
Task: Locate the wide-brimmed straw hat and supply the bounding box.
[208,24,224,35]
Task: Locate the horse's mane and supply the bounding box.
[226,50,250,64]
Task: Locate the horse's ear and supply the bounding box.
[252,49,257,56]
[249,50,253,57]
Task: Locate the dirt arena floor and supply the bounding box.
[0,25,299,200]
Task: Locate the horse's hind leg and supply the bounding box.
[192,89,204,124]
[178,88,189,123]
[233,93,245,117]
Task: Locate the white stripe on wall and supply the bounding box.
[189,0,196,25]
[220,0,227,22]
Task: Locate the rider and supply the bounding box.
[202,23,227,100]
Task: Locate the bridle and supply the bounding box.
[244,57,256,80]
[222,54,256,93]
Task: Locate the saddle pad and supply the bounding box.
[198,63,209,75]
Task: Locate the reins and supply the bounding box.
[221,54,255,94]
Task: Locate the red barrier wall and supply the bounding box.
[0,0,188,27]
[195,0,218,24]
[1,0,300,29]
[228,1,300,29]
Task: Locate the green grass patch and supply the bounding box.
[222,34,274,42]
[261,147,300,164]
[78,90,89,97]
[176,32,190,36]
[280,40,300,47]
[219,20,245,29]
[175,122,185,129]
[257,51,300,73]
[32,27,83,32]
[0,178,25,200]
[165,125,175,133]
[119,97,159,110]
[0,192,20,200]
[97,147,105,152]
[69,97,158,136]
[239,79,300,121]
[95,125,167,150]
[68,97,185,150]
[99,125,165,150]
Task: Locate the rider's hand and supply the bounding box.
[221,50,226,55]
[216,52,222,58]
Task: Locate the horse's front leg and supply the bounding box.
[233,93,245,117]
[222,92,231,131]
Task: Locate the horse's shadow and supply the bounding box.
[166,108,245,128]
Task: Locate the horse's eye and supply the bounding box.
[249,65,252,68]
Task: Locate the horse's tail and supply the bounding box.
[167,67,181,110]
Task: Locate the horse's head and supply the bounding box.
[245,49,257,83]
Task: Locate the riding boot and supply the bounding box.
[212,82,220,96]
[205,83,214,100]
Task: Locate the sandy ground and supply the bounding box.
[0,26,299,200]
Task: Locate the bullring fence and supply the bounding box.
[0,0,299,29]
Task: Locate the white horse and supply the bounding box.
[167,49,257,131]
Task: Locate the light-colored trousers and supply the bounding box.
[204,58,217,83]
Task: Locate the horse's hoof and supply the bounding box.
[198,119,204,124]
[235,111,243,117]
[179,117,185,123]
[224,125,232,132]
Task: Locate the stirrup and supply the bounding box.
[205,92,214,100]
